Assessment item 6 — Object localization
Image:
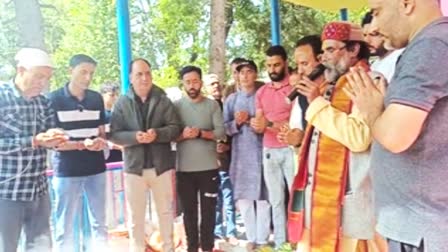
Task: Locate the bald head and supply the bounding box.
[368,0,442,49]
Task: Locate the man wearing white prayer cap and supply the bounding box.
[0,47,68,252]
[14,47,54,98]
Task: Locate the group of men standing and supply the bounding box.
[1,1,448,252]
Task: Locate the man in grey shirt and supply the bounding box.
[346,1,448,251]
[175,65,225,252]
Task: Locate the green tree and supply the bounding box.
[226,1,338,74]
[0,0,369,90]
[46,0,119,90]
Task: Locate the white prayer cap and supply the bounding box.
[15,48,54,69]
[203,73,220,86]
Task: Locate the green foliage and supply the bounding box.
[132,0,210,88]
[45,0,119,91]
[0,1,19,80]
[227,1,332,71]
[0,0,369,91]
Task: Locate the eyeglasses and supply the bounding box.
[322,46,346,54]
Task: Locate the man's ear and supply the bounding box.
[347,43,361,57]
[401,0,416,15]
[16,66,26,76]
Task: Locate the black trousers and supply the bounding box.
[388,239,424,252]
[177,169,220,252]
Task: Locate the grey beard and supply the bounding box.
[324,69,341,83]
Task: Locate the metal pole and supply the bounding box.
[270,0,281,45]
[116,0,132,94]
[340,8,348,21]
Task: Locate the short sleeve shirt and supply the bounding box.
[49,84,106,177]
[370,17,448,251]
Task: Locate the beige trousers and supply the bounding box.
[124,169,175,252]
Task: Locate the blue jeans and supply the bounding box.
[263,147,295,248]
[0,194,52,252]
[388,239,424,252]
[214,170,236,238]
[52,172,107,252]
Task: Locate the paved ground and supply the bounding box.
[107,223,276,252]
[108,238,268,252]
[107,206,278,251]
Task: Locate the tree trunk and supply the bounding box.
[13,0,46,49]
[209,0,227,83]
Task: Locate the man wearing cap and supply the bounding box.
[203,74,238,245]
[223,58,264,100]
[49,54,108,251]
[288,21,376,251]
[0,48,68,251]
[251,45,295,249]
[223,57,246,99]
[223,60,271,250]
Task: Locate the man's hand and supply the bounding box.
[217,142,230,153]
[54,140,85,151]
[234,111,249,126]
[344,67,386,127]
[136,130,157,144]
[294,76,321,103]
[277,125,304,146]
[136,131,147,143]
[271,121,288,131]
[34,128,68,148]
[146,129,158,143]
[277,124,288,144]
[250,109,267,133]
[287,129,304,146]
[84,137,107,151]
[182,127,200,139]
[285,129,304,146]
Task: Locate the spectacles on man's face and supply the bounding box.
[322,46,347,54]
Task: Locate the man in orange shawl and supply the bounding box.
[288,21,378,252]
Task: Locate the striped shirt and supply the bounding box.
[49,84,106,177]
[0,81,56,201]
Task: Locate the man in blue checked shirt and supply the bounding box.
[0,48,68,252]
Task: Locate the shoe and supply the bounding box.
[256,244,275,252]
[214,235,224,240]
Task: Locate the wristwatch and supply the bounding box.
[196,130,202,139]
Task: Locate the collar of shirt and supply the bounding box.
[240,89,256,97]
[265,76,290,90]
[8,79,25,98]
[134,94,150,105]
[63,82,87,102]
[63,82,73,98]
